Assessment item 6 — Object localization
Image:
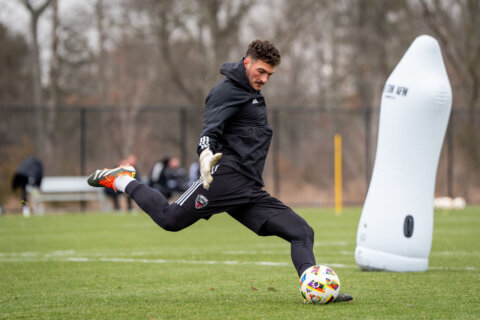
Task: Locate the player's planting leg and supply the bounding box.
[259,211,316,276]
[260,210,353,303]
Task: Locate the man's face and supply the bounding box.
[244,57,275,91]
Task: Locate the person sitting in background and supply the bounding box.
[148,157,188,200]
[148,157,170,194]
[188,161,200,187]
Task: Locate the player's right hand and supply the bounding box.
[199,148,222,190]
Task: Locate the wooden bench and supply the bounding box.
[27,176,108,214]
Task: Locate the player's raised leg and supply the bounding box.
[87,164,199,231]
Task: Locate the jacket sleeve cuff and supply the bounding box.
[197,136,216,155]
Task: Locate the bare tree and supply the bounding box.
[95,0,108,106]
[419,0,480,111]
[20,0,54,156]
[44,0,59,164]
[136,0,254,107]
[418,0,480,199]
[0,23,32,104]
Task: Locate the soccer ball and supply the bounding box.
[299,265,341,304]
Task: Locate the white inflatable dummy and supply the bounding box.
[355,35,452,272]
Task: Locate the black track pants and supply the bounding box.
[125,165,316,277]
[126,180,199,231]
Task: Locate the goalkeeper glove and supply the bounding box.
[199,148,222,189]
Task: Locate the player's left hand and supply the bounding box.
[199,148,222,189]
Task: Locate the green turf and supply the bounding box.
[0,207,479,319]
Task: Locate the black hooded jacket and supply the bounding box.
[197,58,273,186]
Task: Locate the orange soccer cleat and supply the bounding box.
[87,165,136,192]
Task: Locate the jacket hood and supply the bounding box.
[220,58,256,93]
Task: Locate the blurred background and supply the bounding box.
[0,0,478,212]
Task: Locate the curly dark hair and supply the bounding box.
[245,39,281,66]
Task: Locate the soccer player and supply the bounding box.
[88,40,352,302]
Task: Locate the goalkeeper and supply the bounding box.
[88,39,351,302]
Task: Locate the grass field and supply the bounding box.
[0,207,479,319]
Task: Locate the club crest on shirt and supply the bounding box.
[195,194,208,209]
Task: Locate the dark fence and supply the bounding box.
[1,105,479,209]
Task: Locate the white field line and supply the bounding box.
[224,250,287,255]
[254,241,349,249]
[0,251,478,271]
[67,257,352,269]
[1,249,478,258]
[428,266,478,271]
[314,241,348,247]
[430,251,480,256]
[68,258,479,272]
[68,257,290,267]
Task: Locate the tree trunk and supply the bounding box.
[22,0,54,158]
[45,0,59,166]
